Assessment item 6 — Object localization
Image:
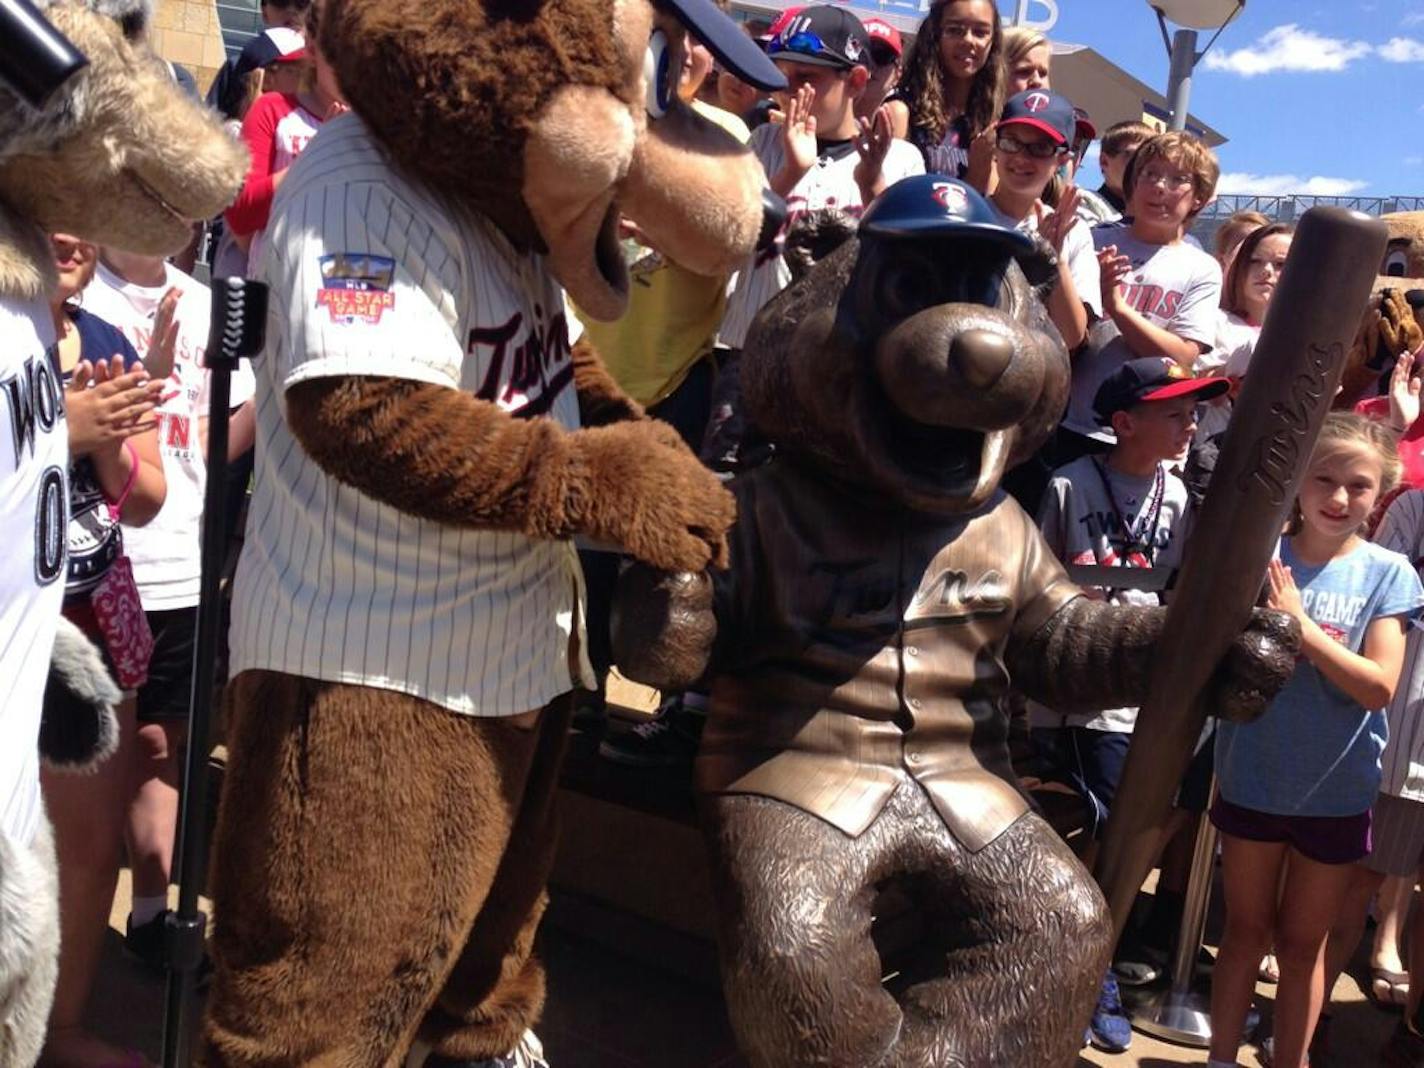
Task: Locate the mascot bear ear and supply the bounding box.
[40,617,120,773]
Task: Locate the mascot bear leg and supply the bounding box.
[0,817,59,1068]
[203,673,571,1065]
[701,788,1112,1068]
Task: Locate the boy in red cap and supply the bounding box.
[856,16,902,120]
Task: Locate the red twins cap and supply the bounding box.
[998,88,1076,147]
[1093,357,1230,425]
[862,17,903,59]
[766,5,872,70]
[762,6,804,42]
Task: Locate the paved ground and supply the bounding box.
[92,861,1400,1067]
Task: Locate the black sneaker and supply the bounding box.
[598,698,703,768]
[125,910,170,971]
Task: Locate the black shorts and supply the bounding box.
[135,606,198,722]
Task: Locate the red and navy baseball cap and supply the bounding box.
[663,0,788,91]
[998,88,1077,147]
[1093,357,1230,425]
[766,5,872,71]
[234,27,306,76]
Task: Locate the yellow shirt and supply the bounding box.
[575,100,750,407]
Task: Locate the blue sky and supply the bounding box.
[1027,1,1415,198]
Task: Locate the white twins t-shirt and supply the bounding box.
[231,112,595,717]
[1067,224,1222,441]
[0,296,67,846]
[718,126,925,348]
[84,262,256,610]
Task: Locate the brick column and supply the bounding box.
[150,0,230,95]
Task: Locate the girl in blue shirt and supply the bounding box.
[1208,413,1424,1068]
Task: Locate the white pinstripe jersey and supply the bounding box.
[230,113,595,716]
[1376,489,1424,799]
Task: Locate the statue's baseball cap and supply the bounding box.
[998,88,1077,147]
[766,5,872,71]
[663,0,789,91]
[1094,357,1229,425]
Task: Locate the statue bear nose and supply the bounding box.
[950,329,1013,390]
[758,189,788,251]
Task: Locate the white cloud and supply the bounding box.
[1217,173,1370,196]
[1404,11,1424,25]
[1202,24,1372,75]
[1408,156,1424,167]
[1380,36,1424,61]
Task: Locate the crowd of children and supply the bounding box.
[38,1,1424,1067]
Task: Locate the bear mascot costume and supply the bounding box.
[202,1,786,1065]
[0,1,246,1062]
[612,176,1299,1068]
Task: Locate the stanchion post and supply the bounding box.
[162,278,267,1068]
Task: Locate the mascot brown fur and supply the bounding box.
[1341,211,1424,407]
[0,2,245,1062]
[612,177,1298,1068]
[202,1,784,1065]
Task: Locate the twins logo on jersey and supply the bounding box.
[317,253,398,325]
[469,302,574,419]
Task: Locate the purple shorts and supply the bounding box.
[1210,796,1372,866]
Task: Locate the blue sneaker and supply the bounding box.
[1087,971,1132,1054]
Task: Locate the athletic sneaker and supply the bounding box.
[426,1029,551,1068]
[597,696,703,768]
[1086,971,1132,1054]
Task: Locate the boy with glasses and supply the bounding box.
[1053,131,1221,461]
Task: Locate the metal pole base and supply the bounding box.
[1133,987,1261,1049]
[1133,985,1213,1047]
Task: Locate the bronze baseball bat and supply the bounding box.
[1093,207,1388,940]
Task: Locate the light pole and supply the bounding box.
[1149,0,1245,131]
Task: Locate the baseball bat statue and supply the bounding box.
[1094,207,1388,939]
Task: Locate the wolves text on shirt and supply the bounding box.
[2,349,67,586]
[469,302,573,419]
[4,350,65,466]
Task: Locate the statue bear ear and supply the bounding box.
[1014,233,1059,293]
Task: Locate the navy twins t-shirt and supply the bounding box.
[60,306,143,598]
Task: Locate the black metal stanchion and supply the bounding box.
[162,277,267,1068]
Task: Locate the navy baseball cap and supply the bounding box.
[766,5,872,71]
[663,0,788,91]
[999,89,1076,147]
[859,175,1035,255]
[1094,357,1230,425]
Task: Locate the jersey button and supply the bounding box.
[909,697,923,710]
[906,645,920,657]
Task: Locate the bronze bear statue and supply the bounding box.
[613,176,1298,1068]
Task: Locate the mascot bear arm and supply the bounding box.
[287,360,734,573]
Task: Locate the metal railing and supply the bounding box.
[1199,195,1424,220]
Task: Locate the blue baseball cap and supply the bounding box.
[662,0,788,91]
[859,175,1036,255]
[998,89,1077,147]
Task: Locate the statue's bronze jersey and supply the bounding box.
[699,458,1080,852]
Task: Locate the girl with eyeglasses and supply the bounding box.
[887,0,1005,192]
[984,89,1100,353]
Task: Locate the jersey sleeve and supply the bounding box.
[1168,255,1222,350]
[1372,548,1424,623]
[882,140,927,184]
[267,181,467,394]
